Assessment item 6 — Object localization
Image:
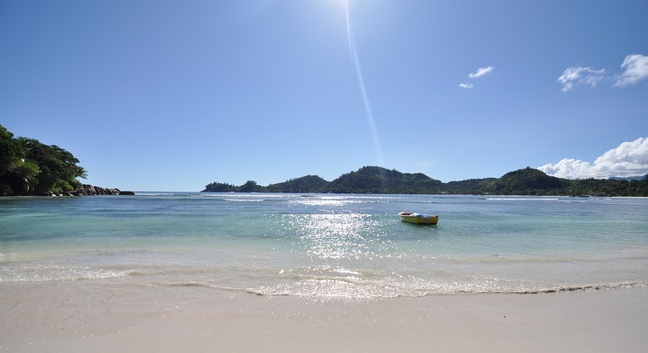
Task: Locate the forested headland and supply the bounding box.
[1,125,131,196]
[203,166,648,196]
[6,124,645,197]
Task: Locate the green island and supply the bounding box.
[3,125,647,196]
[204,166,648,197]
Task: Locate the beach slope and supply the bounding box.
[1,283,646,352]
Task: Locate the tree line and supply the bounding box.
[203,166,648,196]
[5,123,644,197]
[1,125,87,196]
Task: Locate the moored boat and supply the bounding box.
[398,211,439,225]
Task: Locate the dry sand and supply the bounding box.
[1,281,647,352]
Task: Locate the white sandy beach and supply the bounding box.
[2,282,647,353]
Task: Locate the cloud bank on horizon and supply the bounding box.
[538,137,648,179]
[559,54,648,92]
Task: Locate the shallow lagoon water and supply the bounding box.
[1,193,647,299]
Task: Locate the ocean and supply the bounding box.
[1,193,647,300]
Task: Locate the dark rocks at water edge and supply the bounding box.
[51,184,135,197]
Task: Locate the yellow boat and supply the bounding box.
[398,212,439,225]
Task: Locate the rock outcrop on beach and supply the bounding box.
[55,184,134,197]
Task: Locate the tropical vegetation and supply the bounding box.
[1,125,87,196]
[4,124,646,197]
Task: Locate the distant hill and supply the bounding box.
[609,176,645,181]
[202,166,648,196]
[267,175,329,193]
[322,166,444,194]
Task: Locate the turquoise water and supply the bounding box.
[1,193,647,299]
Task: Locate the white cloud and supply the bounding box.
[615,54,648,87]
[538,137,648,179]
[458,66,493,88]
[468,66,494,79]
[558,54,648,91]
[557,66,606,92]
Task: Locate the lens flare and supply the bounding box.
[344,1,384,165]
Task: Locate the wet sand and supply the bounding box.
[1,282,647,352]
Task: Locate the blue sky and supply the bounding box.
[2,0,647,191]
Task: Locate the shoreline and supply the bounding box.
[2,283,647,352]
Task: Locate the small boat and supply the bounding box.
[398,211,439,225]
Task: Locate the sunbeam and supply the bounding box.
[344,1,384,165]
